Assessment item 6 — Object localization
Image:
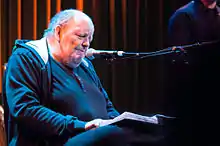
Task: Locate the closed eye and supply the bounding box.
[77,34,88,38]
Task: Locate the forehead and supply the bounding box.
[65,17,94,34]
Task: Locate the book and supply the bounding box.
[99,112,175,134]
[100,111,159,127]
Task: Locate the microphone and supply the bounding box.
[86,48,125,57]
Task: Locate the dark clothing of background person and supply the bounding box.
[168,0,220,46]
[164,0,220,146]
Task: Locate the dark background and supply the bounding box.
[0,0,195,145]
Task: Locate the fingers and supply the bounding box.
[85,123,96,131]
[85,119,102,130]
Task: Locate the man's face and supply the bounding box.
[201,0,217,5]
[58,17,94,68]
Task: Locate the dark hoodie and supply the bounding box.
[2,38,119,146]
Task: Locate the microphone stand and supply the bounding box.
[103,40,219,62]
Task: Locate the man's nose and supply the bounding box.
[82,39,90,47]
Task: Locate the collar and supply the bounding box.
[26,37,49,64]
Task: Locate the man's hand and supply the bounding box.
[85,119,103,130]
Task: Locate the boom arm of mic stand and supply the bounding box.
[99,41,217,61]
[134,42,202,59]
[104,47,186,61]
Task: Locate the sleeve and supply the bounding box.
[168,11,193,46]
[5,52,86,138]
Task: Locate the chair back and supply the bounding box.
[0,105,6,146]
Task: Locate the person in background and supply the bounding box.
[164,0,220,146]
[168,0,220,46]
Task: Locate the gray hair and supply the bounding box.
[43,9,94,37]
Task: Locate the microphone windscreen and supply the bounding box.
[86,48,95,57]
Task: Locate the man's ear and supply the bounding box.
[54,25,61,42]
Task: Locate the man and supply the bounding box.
[168,0,220,46]
[3,8,165,146]
[2,9,131,146]
[164,0,220,145]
